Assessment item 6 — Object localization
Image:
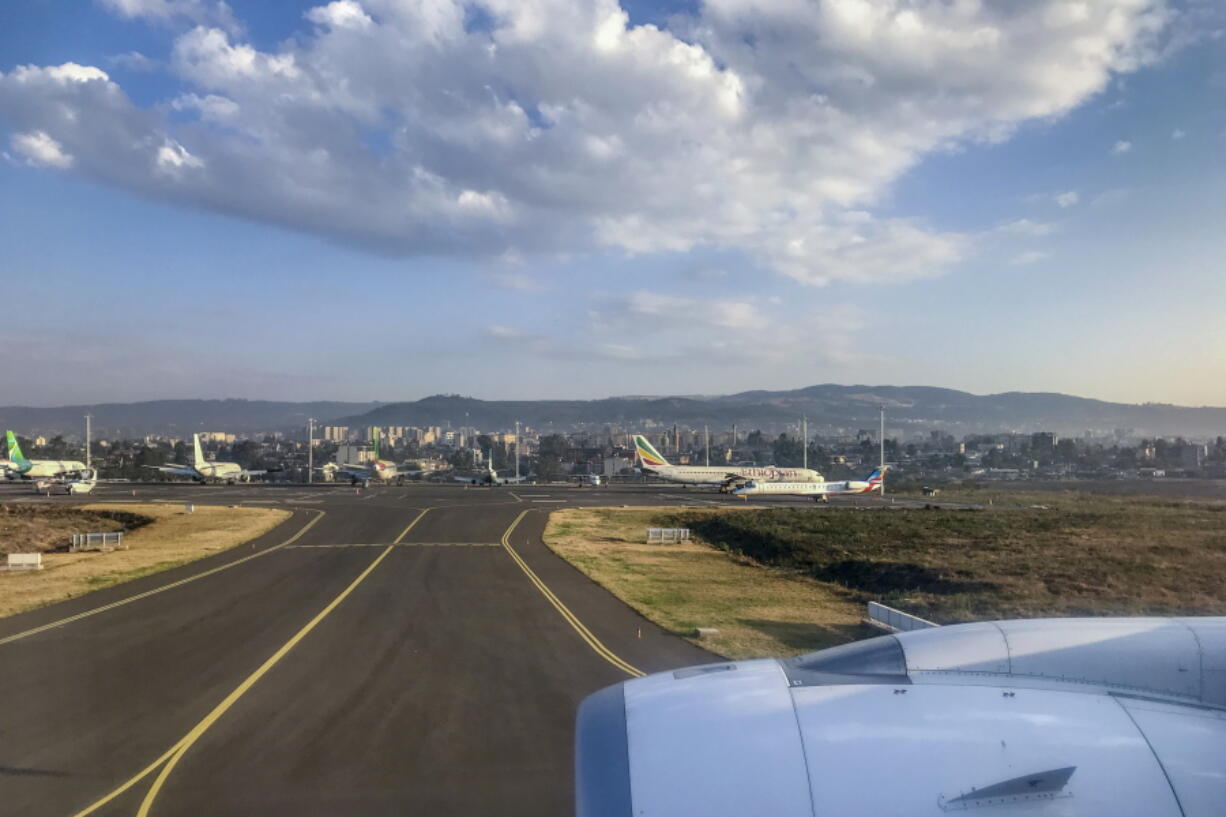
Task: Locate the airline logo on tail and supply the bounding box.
[634,435,670,469]
[865,467,887,491]
[6,431,28,465]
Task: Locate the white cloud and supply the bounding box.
[1171,128,1186,140]
[1112,139,1134,154]
[997,218,1055,237]
[1055,191,1080,208]
[1011,250,1049,266]
[306,1,374,30]
[1,1,1176,284]
[108,51,159,72]
[11,131,74,168]
[155,138,204,173]
[99,0,240,31]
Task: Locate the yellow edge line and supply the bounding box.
[76,543,397,817]
[74,507,428,816]
[0,509,326,647]
[500,510,644,678]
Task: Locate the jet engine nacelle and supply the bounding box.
[577,617,1226,817]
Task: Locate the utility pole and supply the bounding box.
[704,425,710,466]
[802,415,807,470]
[879,406,886,497]
[515,420,521,480]
[84,414,92,471]
[307,418,315,484]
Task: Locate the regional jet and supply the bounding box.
[4,430,88,480]
[732,467,886,501]
[327,428,423,486]
[634,434,823,488]
[454,461,529,485]
[577,616,1226,816]
[145,433,266,484]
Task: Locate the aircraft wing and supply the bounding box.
[331,465,374,480]
[144,464,196,478]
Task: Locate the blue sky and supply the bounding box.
[1,0,1223,406]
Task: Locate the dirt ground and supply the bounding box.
[0,503,290,618]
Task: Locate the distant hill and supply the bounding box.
[5,387,1225,439]
[339,386,1226,438]
[0,400,383,438]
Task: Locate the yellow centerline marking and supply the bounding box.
[500,510,643,678]
[393,508,431,544]
[73,507,429,817]
[0,509,326,647]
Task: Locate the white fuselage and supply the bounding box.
[16,459,89,478]
[645,464,823,486]
[194,461,244,480]
[336,460,402,483]
[733,479,876,498]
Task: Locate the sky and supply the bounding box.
[1,0,1224,407]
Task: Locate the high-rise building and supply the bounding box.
[322,426,349,443]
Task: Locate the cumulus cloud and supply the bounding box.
[11,131,74,168]
[1055,191,1080,208]
[3,1,1176,284]
[1112,139,1134,154]
[98,0,240,31]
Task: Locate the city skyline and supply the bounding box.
[2,0,1224,406]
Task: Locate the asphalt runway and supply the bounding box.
[0,483,746,816]
[0,481,932,815]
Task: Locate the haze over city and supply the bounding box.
[2,0,1224,407]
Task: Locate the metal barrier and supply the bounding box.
[69,532,126,553]
[866,601,939,633]
[2,553,43,571]
[646,528,691,544]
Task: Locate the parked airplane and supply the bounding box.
[732,467,886,501]
[329,432,422,487]
[454,459,529,485]
[634,435,823,488]
[145,434,266,484]
[4,430,88,479]
[40,468,98,495]
[577,616,1226,816]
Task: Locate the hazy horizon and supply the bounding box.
[5,382,1226,411]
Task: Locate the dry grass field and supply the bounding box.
[0,503,290,618]
[545,506,866,659]
[546,492,1226,660]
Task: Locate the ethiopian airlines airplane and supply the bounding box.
[634,435,823,487]
[732,467,886,501]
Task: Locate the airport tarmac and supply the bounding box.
[0,482,914,816]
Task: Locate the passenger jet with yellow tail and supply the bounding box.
[634,434,823,488]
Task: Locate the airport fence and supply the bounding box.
[866,601,939,633]
[69,532,126,553]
